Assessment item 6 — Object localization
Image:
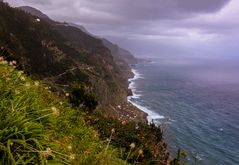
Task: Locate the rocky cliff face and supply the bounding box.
[19,6,139,65]
[18,6,50,20]
[19,5,139,81]
[0,2,128,107]
[19,5,145,101]
[102,38,138,79]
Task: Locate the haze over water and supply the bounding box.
[128,56,239,164]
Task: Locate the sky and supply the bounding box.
[4,0,239,58]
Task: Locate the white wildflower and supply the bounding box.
[12,60,17,65]
[9,61,14,66]
[34,81,39,86]
[111,128,115,133]
[17,71,24,76]
[67,145,72,151]
[138,149,143,155]
[51,106,59,116]
[0,60,8,65]
[130,143,135,149]
[20,76,25,81]
[69,154,75,160]
[25,82,30,87]
[42,147,52,158]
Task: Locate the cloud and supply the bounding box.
[5,0,239,57]
[70,0,230,21]
[5,0,230,22]
[6,0,51,6]
[176,0,229,12]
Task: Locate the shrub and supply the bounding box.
[86,112,169,164]
[69,82,98,112]
[0,62,127,164]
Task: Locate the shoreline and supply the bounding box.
[127,68,149,122]
[127,62,173,164]
[127,64,165,123]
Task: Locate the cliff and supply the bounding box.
[0,2,177,164]
[17,4,147,121]
[1,3,130,109]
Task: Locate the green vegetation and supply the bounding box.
[85,113,170,165]
[0,2,188,165]
[0,57,177,165]
[68,82,98,112]
[0,58,127,164]
[0,1,127,108]
[170,149,189,165]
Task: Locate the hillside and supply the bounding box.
[18,6,51,21]
[0,2,140,116]
[0,56,173,164]
[0,2,182,165]
[101,38,138,79]
[0,57,129,164]
[19,6,139,79]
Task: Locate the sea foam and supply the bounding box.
[128,68,164,123]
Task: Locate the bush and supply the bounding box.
[86,112,169,165]
[0,62,127,164]
[69,82,98,112]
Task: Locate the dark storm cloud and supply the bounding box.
[12,0,51,6]
[60,0,230,23]
[6,0,230,22]
[83,0,230,18]
[5,0,238,57]
[176,0,230,12]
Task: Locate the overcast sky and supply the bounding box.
[5,0,239,58]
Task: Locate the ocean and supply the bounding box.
[127,56,239,164]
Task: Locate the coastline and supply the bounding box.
[127,61,173,164]
[127,64,165,123]
[111,66,149,123]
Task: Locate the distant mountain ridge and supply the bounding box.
[19,6,51,22]
[1,2,125,107]
[0,3,175,164]
[19,5,139,69]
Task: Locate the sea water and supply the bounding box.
[127,56,239,164]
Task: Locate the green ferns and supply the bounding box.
[0,58,127,164]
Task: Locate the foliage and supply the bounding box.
[0,3,185,165]
[170,149,189,165]
[85,112,170,165]
[69,82,98,112]
[0,59,128,164]
[0,1,127,106]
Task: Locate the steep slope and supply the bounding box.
[102,38,138,65]
[19,6,138,78]
[0,57,128,165]
[0,2,128,108]
[68,22,93,35]
[0,59,171,164]
[102,38,138,79]
[16,4,147,121]
[18,6,50,21]
[0,3,178,164]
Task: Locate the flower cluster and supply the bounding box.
[42,147,52,158]
[51,106,60,116]
[0,56,18,68]
[0,56,8,65]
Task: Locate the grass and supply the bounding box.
[0,57,128,165]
